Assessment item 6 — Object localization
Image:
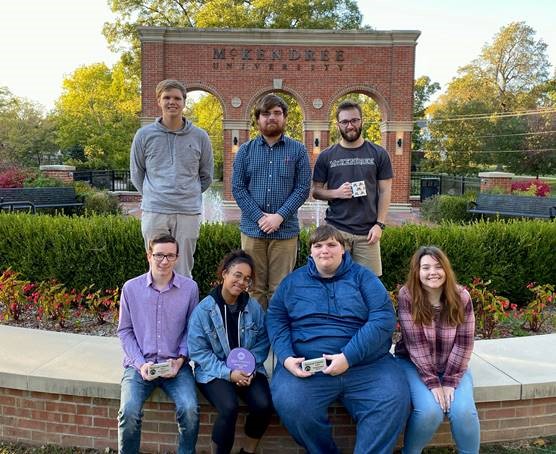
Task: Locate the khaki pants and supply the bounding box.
[337,230,382,277]
[241,234,298,309]
[141,211,200,278]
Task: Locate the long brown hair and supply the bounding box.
[406,246,463,326]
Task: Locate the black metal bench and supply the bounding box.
[0,187,84,214]
[468,193,556,219]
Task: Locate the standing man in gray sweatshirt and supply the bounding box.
[131,79,214,278]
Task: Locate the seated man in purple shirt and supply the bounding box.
[117,234,199,454]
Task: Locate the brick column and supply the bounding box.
[39,165,75,184]
[223,120,250,200]
[304,120,329,171]
[479,172,515,194]
[380,121,414,204]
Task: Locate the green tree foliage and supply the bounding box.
[0,87,58,167]
[411,76,440,167]
[424,22,554,175]
[103,0,363,74]
[53,63,140,169]
[186,93,224,179]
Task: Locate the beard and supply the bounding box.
[259,121,285,138]
[339,125,362,143]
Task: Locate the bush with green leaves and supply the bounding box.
[0,214,554,303]
[73,181,121,215]
[420,194,475,223]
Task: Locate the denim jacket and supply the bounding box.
[187,293,270,383]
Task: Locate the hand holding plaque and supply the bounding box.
[226,347,256,375]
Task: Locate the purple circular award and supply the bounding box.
[226,347,256,375]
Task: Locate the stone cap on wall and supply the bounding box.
[39,165,76,171]
[1,325,554,404]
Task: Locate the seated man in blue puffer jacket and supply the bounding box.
[266,224,410,454]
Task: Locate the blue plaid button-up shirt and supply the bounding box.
[232,134,311,239]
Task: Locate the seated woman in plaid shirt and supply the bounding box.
[395,246,480,454]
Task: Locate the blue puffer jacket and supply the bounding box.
[187,292,270,384]
[266,252,395,368]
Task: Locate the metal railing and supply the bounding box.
[73,170,136,191]
[410,173,480,198]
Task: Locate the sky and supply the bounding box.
[1,0,555,111]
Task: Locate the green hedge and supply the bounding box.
[420,194,475,223]
[0,213,554,303]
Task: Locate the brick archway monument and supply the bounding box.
[139,27,420,205]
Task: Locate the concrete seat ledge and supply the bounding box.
[1,325,556,452]
[1,325,555,402]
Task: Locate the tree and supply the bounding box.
[424,22,553,175]
[103,0,363,74]
[186,94,224,179]
[0,87,58,167]
[54,63,140,169]
[412,76,440,169]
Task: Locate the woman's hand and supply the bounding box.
[442,386,455,412]
[231,370,252,386]
[431,387,447,412]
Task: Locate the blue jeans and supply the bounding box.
[271,354,410,454]
[397,358,480,454]
[118,365,199,454]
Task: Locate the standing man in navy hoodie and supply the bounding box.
[131,79,214,278]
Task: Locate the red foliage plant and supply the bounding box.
[0,168,31,188]
[511,179,551,197]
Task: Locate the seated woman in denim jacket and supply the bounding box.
[187,250,272,454]
[395,246,480,454]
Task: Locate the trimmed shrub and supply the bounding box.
[73,181,121,215]
[420,194,475,224]
[0,214,554,303]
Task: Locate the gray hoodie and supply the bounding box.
[130,117,214,214]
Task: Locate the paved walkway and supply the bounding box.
[120,199,424,227]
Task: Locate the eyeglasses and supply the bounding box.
[231,271,253,287]
[338,118,362,127]
[152,253,179,262]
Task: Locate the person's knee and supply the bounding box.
[412,404,444,428]
[118,399,143,427]
[449,403,478,428]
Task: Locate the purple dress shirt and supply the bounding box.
[117,271,199,371]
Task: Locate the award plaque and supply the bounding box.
[148,361,171,378]
[226,347,256,375]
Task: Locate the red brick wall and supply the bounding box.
[2,387,555,452]
[140,29,417,203]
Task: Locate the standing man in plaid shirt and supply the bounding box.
[232,94,311,309]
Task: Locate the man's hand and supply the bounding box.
[258,213,284,234]
[231,370,253,387]
[160,357,184,379]
[140,362,157,381]
[367,224,383,245]
[284,356,313,378]
[322,353,349,376]
[335,182,353,199]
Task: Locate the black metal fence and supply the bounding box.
[73,170,136,191]
[410,173,481,200]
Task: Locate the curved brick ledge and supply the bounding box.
[0,326,555,453]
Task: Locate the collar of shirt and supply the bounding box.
[145,271,180,291]
[256,134,286,147]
